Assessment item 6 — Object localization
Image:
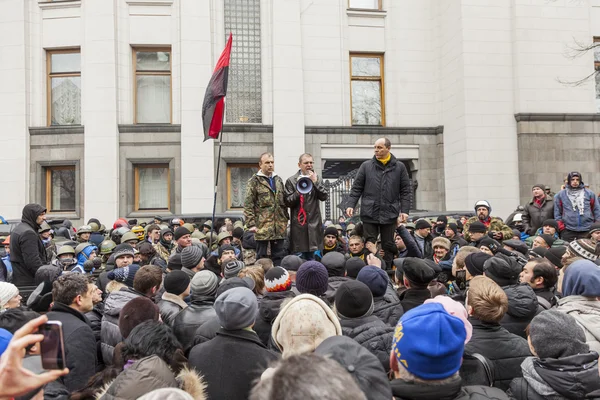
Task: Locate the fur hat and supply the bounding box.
[432,237,451,251]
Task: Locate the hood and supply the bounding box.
[259,291,295,324]
[567,171,584,188]
[390,375,462,400]
[21,203,46,230]
[558,296,600,343]
[103,290,139,317]
[503,284,538,318]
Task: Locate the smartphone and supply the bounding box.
[39,321,66,370]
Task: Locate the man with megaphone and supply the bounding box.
[284,153,328,260]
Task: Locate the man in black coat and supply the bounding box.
[397,258,435,312]
[188,287,279,400]
[284,153,328,260]
[10,204,48,286]
[45,273,97,392]
[346,138,412,269]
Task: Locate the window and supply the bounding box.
[45,166,76,212]
[133,48,172,123]
[47,50,81,126]
[350,53,385,126]
[224,0,262,123]
[227,164,256,209]
[134,164,170,210]
[348,0,382,10]
[595,37,600,112]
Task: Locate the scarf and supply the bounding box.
[324,243,336,251]
[377,153,391,166]
[521,357,564,400]
[566,187,586,216]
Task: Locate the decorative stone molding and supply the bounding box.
[305,126,443,135]
[29,126,84,135]
[515,113,600,122]
[38,0,81,10]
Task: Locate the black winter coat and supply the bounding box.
[464,319,531,391]
[157,292,187,326]
[284,171,328,253]
[396,225,423,258]
[373,295,404,327]
[340,315,394,372]
[391,375,510,400]
[347,155,412,225]
[254,291,296,346]
[46,302,97,392]
[192,315,221,347]
[188,328,279,400]
[522,195,554,236]
[508,353,600,400]
[325,276,351,304]
[100,287,141,365]
[500,284,539,339]
[9,204,48,286]
[400,288,432,313]
[172,294,216,353]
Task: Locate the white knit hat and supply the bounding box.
[0,282,19,310]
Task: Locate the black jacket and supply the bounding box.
[85,302,104,342]
[400,288,432,312]
[45,302,97,392]
[340,315,394,372]
[391,375,510,400]
[284,171,328,253]
[325,276,351,304]
[188,328,279,400]
[157,292,187,326]
[533,287,557,310]
[9,204,48,286]
[508,353,600,400]
[396,225,423,258]
[172,294,216,353]
[254,291,296,346]
[347,155,412,225]
[522,195,554,236]
[192,315,221,347]
[373,294,404,327]
[464,319,531,391]
[500,284,539,339]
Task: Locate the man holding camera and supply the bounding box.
[284,153,328,260]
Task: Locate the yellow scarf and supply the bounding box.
[324,243,336,251]
[377,153,391,165]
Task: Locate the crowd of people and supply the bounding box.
[0,139,599,399]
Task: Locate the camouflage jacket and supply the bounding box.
[244,172,289,241]
[464,216,513,242]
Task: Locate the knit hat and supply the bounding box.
[356,266,388,297]
[107,264,140,288]
[446,223,458,235]
[590,222,600,235]
[324,226,339,238]
[315,336,393,400]
[191,270,219,297]
[137,242,155,256]
[392,303,466,380]
[167,253,183,271]
[181,245,204,269]
[321,252,346,277]
[399,258,435,288]
[414,219,431,230]
[113,243,135,259]
[0,283,18,310]
[0,328,12,357]
[265,267,292,292]
[503,240,529,256]
[542,219,559,231]
[164,270,191,296]
[478,237,498,252]
[464,253,491,277]
[545,246,566,269]
[568,239,598,261]
[345,257,366,279]
[216,276,255,298]
[483,257,520,287]
[424,296,472,344]
[223,260,245,279]
[271,294,342,357]
[173,227,191,241]
[280,255,304,272]
[468,221,487,234]
[432,237,451,251]
[214,287,258,330]
[530,247,548,259]
[335,281,374,319]
[532,184,545,190]
[218,244,236,258]
[296,261,329,296]
[538,234,555,248]
[529,310,589,359]
[118,297,159,338]
[562,260,600,297]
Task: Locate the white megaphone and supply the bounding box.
[296,176,313,194]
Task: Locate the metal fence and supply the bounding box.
[322,169,360,222]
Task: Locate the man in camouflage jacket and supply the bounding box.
[464,200,513,242]
[244,153,289,265]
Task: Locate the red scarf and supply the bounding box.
[534,196,544,208]
[481,217,491,227]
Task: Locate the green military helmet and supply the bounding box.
[57,245,76,257]
[233,220,244,230]
[100,239,117,255]
[191,230,206,240]
[98,224,107,234]
[89,222,100,232]
[121,231,139,244]
[217,231,233,244]
[75,242,92,256]
[38,221,52,233]
[183,223,195,233]
[205,231,218,244]
[77,225,93,235]
[334,224,343,231]
[202,220,213,229]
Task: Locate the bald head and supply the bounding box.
[374,138,391,160]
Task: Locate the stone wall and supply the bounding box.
[516,114,600,206]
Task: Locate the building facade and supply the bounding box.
[0,0,599,225]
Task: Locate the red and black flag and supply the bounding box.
[202,33,232,141]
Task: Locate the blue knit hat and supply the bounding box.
[392,303,466,380]
[356,266,388,297]
[296,261,329,296]
[563,260,600,297]
[107,264,140,288]
[0,328,12,357]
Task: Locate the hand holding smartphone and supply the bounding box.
[39,321,66,370]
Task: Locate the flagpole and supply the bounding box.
[209,98,226,250]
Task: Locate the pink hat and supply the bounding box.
[424,295,472,344]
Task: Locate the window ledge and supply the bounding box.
[125,0,174,5]
[347,9,387,18]
[38,0,81,10]
[119,124,181,133]
[46,212,79,220]
[29,126,84,135]
[127,210,174,219]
